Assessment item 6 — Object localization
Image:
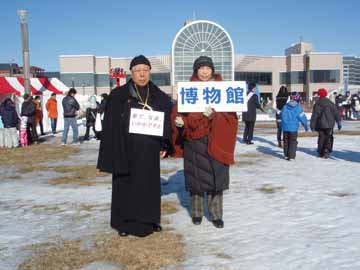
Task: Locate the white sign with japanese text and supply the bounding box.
[129,108,164,137]
[177,81,248,112]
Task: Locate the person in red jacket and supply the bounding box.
[172,56,238,228]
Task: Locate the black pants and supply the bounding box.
[38,120,44,135]
[84,125,97,139]
[243,121,255,143]
[27,122,38,144]
[283,131,298,159]
[317,128,334,156]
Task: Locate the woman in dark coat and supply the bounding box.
[275,86,289,147]
[242,82,263,144]
[97,55,172,237]
[173,56,238,228]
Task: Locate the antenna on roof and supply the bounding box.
[299,35,303,43]
[193,11,196,20]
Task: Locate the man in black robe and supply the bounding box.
[97,55,173,237]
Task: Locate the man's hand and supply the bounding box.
[175,116,184,127]
[203,106,214,118]
[160,151,167,159]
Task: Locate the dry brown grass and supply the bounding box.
[48,165,109,186]
[257,184,285,194]
[0,144,79,167]
[18,230,185,270]
[161,201,179,215]
[254,123,277,129]
[327,191,356,197]
[160,167,178,175]
[298,130,360,137]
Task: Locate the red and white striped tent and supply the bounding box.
[0,77,68,96]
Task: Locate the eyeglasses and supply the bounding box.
[132,68,150,73]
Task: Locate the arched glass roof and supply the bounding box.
[172,20,234,85]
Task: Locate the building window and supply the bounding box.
[151,73,170,86]
[310,70,340,83]
[280,71,306,84]
[235,72,272,85]
[95,74,110,87]
[60,73,95,87]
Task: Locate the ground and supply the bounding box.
[1,121,360,270]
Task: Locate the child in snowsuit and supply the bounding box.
[20,116,28,147]
[280,92,308,160]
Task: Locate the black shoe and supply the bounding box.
[153,224,162,232]
[212,219,224,228]
[247,141,254,145]
[192,217,202,225]
[119,231,128,237]
[323,152,330,159]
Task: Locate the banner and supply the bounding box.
[129,108,164,137]
[177,81,248,112]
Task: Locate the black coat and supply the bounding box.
[242,93,261,122]
[21,99,36,124]
[310,98,340,131]
[62,95,80,117]
[85,107,98,126]
[97,80,172,236]
[0,99,19,128]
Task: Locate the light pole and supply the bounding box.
[17,10,31,95]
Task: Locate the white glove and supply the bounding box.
[175,116,184,127]
[203,106,214,118]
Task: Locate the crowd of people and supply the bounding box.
[0,89,109,148]
[0,54,350,239]
[328,90,360,120]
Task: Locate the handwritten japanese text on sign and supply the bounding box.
[129,108,164,137]
[177,81,248,112]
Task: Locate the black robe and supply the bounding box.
[97,80,172,237]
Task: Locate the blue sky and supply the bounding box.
[1,0,359,71]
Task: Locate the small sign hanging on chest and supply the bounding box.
[129,108,164,137]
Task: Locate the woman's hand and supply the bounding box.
[175,116,184,127]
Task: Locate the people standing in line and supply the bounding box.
[97,55,173,237]
[172,56,238,229]
[21,94,37,144]
[0,98,19,148]
[61,88,80,145]
[46,93,58,134]
[83,95,99,141]
[310,88,342,159]
[34,96,45,136]
[242,82,263,145]
[280,92,308,161]
[275,86,289,148]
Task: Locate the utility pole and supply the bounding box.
[17,10,31,95]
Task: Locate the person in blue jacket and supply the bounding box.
[280,92,308,161]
